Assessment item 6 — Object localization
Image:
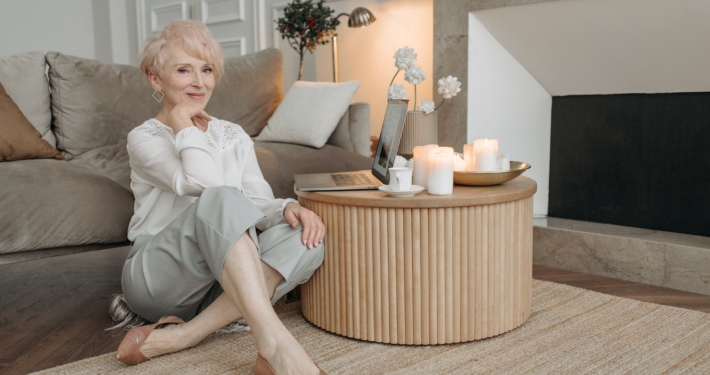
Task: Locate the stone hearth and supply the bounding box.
[534,218,710,295]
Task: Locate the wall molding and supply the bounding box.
[201,0,245,25]
[137,0,266,54]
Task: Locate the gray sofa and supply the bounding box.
[0,48,372,261]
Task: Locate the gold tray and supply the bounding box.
[454,161,531,186]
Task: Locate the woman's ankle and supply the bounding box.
[168,322,205,350]
[255,330,285,360]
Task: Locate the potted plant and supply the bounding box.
[275,0,339,80]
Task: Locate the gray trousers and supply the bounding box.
[121,186,324,323]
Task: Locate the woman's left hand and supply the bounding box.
[283,202,325,249]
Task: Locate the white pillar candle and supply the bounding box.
[453,153,467,171]
[463,144,475,171]
[497,153,510,171]
[473,138,498,172]
[413,144,438,188]
[427,147,454,195]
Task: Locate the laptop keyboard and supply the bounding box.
[330,173,375,186]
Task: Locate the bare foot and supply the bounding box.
[259,332,320,375]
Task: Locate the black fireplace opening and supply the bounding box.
[549,92,710,237]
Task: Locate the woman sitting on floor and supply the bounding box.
[109,19,327,375]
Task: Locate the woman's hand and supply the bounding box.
[283,202,325,249]
[164,103,212,134]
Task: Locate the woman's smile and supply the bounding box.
[186,93,205,100]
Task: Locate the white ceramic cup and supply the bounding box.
[389,167,413,191]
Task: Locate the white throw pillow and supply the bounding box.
[256,80,360,148]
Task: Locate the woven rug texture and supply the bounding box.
[35,280,710,375]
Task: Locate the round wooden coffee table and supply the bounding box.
[296,176,537,345]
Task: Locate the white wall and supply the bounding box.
[468,13,552,216]
[0,0,96,59]
[473,0,710,96]
[109,0,140,65]
[268,0,433,136]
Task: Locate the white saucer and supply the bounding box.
[378,185,425,197]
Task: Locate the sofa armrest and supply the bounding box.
[326,102,370,157]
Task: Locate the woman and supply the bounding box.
[112,19,326,375]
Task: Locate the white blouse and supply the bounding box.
[126,118,296,242]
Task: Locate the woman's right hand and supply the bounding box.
[164,103,212,134]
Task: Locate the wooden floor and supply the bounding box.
[1,247,710,374]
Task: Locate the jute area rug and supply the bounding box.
[35,280,710,375]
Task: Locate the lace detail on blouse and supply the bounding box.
[132,118,245,151]
[205,120,246,151]
[132,119,176,144]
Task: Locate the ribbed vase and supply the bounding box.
[398,111,438,157]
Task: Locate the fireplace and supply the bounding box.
[549,93,710,237]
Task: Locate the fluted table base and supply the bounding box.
[298,193,533,345]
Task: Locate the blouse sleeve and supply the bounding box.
[240,138,297,231]
[127,126,225,197]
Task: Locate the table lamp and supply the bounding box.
[332,7,376,82]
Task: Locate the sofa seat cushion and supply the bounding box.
[0,159,133,254]
[254,141,373,199]
[70,143,131,191]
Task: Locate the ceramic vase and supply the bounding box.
[397,110,438,158]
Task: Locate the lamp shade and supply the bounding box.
[348,7,376,28]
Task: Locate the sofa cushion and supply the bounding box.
[0,159,133,254]
[70,143,130,191]
[46,52,161,160]
[205,48,283,137]
[326,102,371,156]
[254,141,373,199]
[0,81,63,161]
[0,51,55,147]
[256,81,360,148]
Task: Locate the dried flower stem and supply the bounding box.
[434,98,446,112]
[414,85,417,110]
[389,69,400,87]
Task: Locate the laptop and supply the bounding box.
[294,99,409,191]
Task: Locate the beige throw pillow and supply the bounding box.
[256,81,360,148]
[0,81,63,161]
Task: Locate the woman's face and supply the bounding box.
[150,44,215,112]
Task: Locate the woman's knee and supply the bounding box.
[293,242,325,283]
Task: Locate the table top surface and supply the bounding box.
[295,176,537,208]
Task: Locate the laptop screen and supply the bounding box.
[371,99,409,184]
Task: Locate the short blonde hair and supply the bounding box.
[139,19,224,81]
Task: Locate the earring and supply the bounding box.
[152,90,164,103]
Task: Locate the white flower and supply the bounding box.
[417,99,435,114]
[404,66,426,85]
[387,84,408,100]
[437,76,462,99]
[393,46,417,71]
